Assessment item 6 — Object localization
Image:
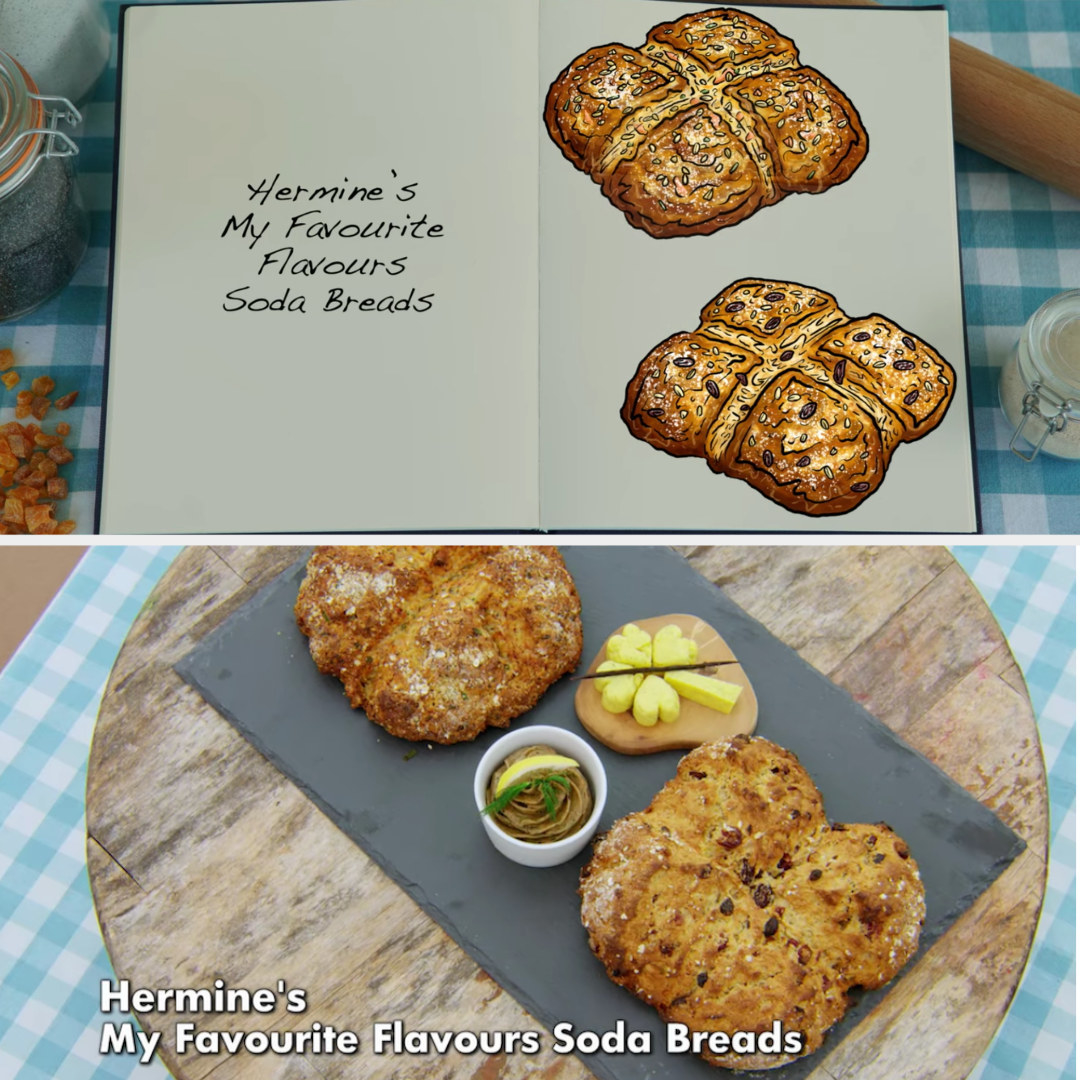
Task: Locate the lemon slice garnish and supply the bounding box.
[495,754,580,796]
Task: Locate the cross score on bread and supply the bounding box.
[544,8,868,237]
[621,279,956,516]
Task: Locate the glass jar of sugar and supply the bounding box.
[999,290,1080,462]
[0,50,88,322]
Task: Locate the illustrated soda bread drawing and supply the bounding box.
[580,736,926,1070]
[544,8,868,237]
[620,279,956,515]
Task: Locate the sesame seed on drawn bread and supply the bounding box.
[295,546,582,744]
[579,735,925,1070]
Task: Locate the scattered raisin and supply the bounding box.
[719,826,742,849]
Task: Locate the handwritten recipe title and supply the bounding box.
[218,172,443,315]
[99,979,804,1063]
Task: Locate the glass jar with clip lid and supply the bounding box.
[999,290,1080,462]
[0,49,88,322]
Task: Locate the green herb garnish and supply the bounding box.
[482,774,571,821]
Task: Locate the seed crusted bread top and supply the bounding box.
[579,736,925,1070]
[544,8,867,237]
[295,546,583,743]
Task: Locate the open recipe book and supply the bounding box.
[100,0,976,533]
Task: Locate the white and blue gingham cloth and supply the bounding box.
[0,546,1074,1079]
[0,0,1077,533]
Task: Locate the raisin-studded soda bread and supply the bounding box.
[621,279,955,515]
[580,736,925,1069]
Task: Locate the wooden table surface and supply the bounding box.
[86,546,1048,1080]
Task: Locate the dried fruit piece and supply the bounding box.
[30,396,50,421]
[0,348,14,372]
[56,421,71,437]
[0,372,18,390]
[47,445,73,465]
[54,391,78,410]
[30,376,55,396]
[46,477,68,500]
[2,497,25,525]
[10,484,40,504]
[25,504,57,534]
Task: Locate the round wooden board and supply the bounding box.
[574,613,758,754]
[86,546,1049,1080]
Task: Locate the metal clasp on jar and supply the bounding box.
[5,93,81,178]
[1009,381,1078,462]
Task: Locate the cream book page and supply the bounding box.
[539,0,976,532]
[101,0,540,533]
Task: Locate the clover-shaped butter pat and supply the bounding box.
[594,660,644,713]
[652,624,699,667]
[633,675,681,726]
[605,623,652,668]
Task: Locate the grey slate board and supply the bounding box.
[175,547,1025,1080]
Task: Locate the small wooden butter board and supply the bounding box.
[574,613,758,754]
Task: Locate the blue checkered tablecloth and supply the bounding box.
[0,0,1077,535]
[0,544,1074,1079]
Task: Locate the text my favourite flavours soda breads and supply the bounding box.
[544,8,867,237]
[580,735,925,1070]
[294,546,583,743]
[621,279,955,515]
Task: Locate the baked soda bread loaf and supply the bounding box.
[544,8,867,237]
[580,736,925,1070]
[621,278,956,515]
[295,547,582,743]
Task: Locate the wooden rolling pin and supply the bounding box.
[752,0,1080,199]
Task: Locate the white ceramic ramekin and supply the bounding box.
[473,725,607,868]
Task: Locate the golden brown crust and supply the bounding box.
[619,331,740,457]
[621,278,956,516]
[579,737,925,1070]
[295,547,583,743]
[544,8,867,237]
